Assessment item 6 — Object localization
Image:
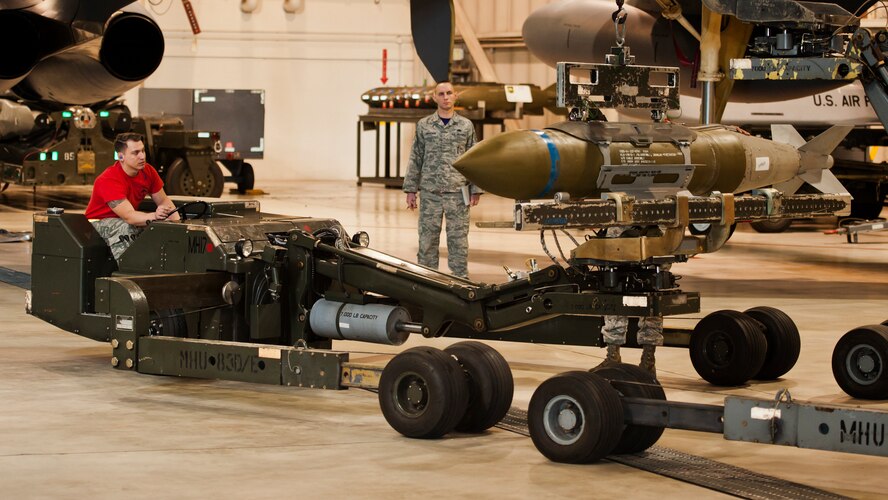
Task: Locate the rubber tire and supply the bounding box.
[528,371,624,464]
[688,223,737,241]
[749,219,792,233]
[850,201,884,221]
[444,341,514,433]
[832,325,888,400]
[848,183,884,220]
[591,363,665,454]
[237,163,255,194]
[744,306,801,380]
[690,310,768,386]
[165,157,224,198]
[149,308,187,337]
[378,347,469,439]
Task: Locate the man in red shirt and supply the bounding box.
[85,132,179,260]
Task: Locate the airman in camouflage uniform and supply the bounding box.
[598,226,665,375]
[93,218,144,261]
[601,315,664,375]
[84,132,179,262]
[404,81,481,278]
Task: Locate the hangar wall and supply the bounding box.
[411,0,561,138]
[130,0,555,182]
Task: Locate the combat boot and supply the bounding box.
[594,344,622,369]
[639,344,657,376]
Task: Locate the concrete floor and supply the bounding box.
[1,181,887,498]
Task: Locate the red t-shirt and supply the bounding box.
[85,162,164,219]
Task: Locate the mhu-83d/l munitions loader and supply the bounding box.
[30,197,888,465]
[29,197,808,389]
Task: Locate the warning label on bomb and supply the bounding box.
[615,150,683,165]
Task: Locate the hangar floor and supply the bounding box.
[1,181,887,498]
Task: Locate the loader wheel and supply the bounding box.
[749,219,792,233]
[528,371,623,464]
[744,306,800,380]
[690,310,767,386]
[591,363,665,454]
[444,341,514,433]
[832,325,888,400]
[688,222,736,240]
[165,157,224,198]
[379,347,469,439]
[149,309,187,337]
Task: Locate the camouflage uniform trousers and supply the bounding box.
[602,315,665,346]
[418,191,470,278]
[91,218,143,261]
[600,224,666,346]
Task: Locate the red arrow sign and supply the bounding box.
[381,49,388,85]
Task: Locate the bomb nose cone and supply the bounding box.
[454,130,560,200]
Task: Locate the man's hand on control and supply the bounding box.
[155,205,174,220]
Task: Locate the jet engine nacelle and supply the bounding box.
[0,0,164,105]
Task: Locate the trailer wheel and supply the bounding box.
[744,306,801,380]
[591,363,665,454]
[749,219,792,233]
[237,163,255,194]
[378,347,469,439]
[165,158,224,198]
[528,371,623,463]
[832,325,888,400]
[444,341,514,433]
[690,310,767,386]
